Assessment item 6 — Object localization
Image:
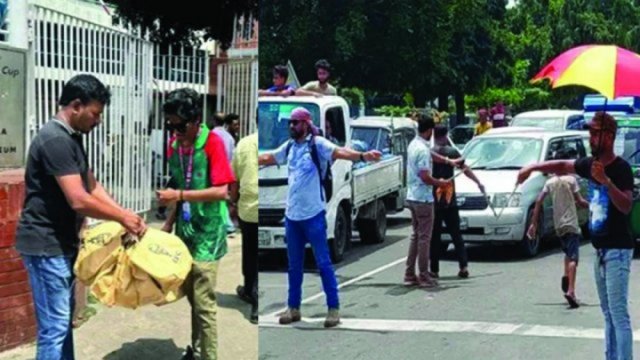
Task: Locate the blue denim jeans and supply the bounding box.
[22,255,76,360]
[285,211,339,309]
[594,248,634,360]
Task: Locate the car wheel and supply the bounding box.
[358,200,387,244]
[330,206,349,263]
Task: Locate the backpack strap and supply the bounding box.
[285,139,294,158]
[309,136,326,202]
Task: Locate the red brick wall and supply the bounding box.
[0,169,36,351]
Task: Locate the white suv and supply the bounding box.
[442,128,589,257]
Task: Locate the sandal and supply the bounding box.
[564,293,580,309]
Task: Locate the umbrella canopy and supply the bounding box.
[531,45,640,99]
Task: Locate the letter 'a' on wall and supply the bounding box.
[0,45,26,168]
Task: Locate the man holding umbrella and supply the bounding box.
[517,112,634,360]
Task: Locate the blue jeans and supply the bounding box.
[285,211,339,309]
[22,255,76,360]
[594,248,634,360]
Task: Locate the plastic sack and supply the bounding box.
[76,222,193,309]
[74,222,125,284]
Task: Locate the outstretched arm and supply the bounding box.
[517,160,575,185]
[333,147,382,162]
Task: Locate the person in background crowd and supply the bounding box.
[491,101,507,128]
[300,59,337,96]
[474,108,492,136]
[225,113,241,145]
[230,121,259,324]
[259,65,297,96]
[209,112,236,234]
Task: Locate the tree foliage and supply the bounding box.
[106,0,258,48]
[261,0,640,116]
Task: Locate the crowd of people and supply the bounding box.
[257,60,635,360]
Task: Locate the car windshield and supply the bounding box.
[450,127,474,146]
[463,137,543,169]
[351,127,392,154]
[258,102,321,150]
[616,126,640,166]
[511,117,564,130]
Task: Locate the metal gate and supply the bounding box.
[150,45,209,192]
[217,58,258,138]
[29,5,153,214]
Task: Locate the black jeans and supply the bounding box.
[239,218,258,304]
[430,206,468,273]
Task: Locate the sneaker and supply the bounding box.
[404,274,419,286]
[324,308,340,328]
[561,276,569,293]
[250,304,258,324]
[181,346,195,360]
[418,278,438,288]
[278,308,301,325]
[428,271,440,279]
[458,269,469,279]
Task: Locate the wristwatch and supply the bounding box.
[360,153,365,162]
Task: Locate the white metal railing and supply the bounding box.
[150,45,209,192]
[216,58,258,138]
[29,5,153,214]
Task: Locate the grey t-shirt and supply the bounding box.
[16,119,90,256]
[543,175,580,237]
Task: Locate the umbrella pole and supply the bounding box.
[595,98,608,161]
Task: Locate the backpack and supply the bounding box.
[286,136,333,202]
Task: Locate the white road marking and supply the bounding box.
[263,256,407,318]
[260,317,630,341]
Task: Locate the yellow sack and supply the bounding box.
[90,249,166,309]
[127,228,193,302]
[75,222,125,284]
[86,225,193,308]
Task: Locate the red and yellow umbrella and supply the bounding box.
[531,45,640,99]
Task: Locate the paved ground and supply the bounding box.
[0,220,257,360]
[259,211,640,360]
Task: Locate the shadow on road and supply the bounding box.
[104,339,183,360]
[217,292,253,323]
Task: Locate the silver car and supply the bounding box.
[442,128,589,257]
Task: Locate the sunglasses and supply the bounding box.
[166,121,190,133]
[289,119,305,126]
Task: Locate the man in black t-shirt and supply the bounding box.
[16,75,147,360]
[430,126,485,279]
[517,112,634,359]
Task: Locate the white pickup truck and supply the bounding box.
[258,96,406,262]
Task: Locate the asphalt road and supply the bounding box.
[258,211,640,360]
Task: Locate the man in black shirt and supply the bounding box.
[16,74,146,360]
[430,126,485,279]
[517,111,634,359]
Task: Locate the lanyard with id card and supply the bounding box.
[179,146,195,235]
